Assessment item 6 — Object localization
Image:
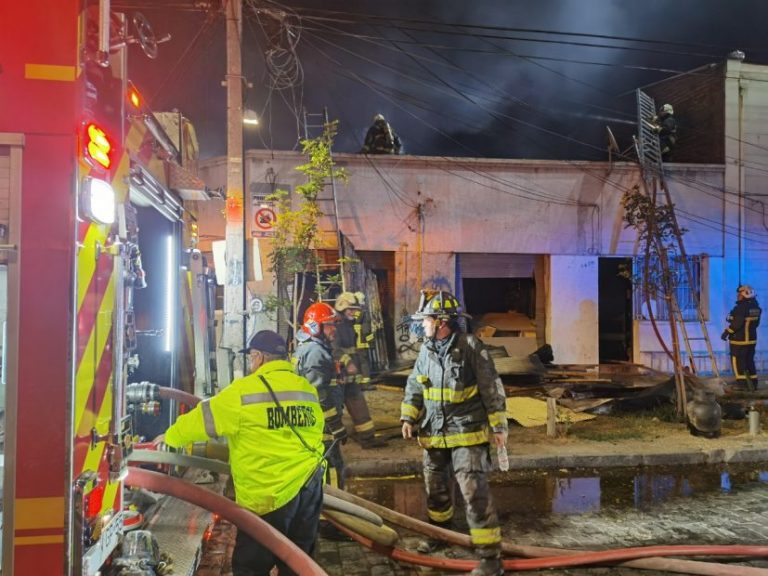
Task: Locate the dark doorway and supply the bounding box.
[598,258,633,363]
[462,278,535,318]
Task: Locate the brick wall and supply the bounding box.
[647,63,725,163]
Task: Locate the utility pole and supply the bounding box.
[219,0,245,386]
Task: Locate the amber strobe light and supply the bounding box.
[85,122,113,169]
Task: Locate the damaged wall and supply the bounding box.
[198,148,750,368]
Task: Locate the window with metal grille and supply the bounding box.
[633,255,704,321]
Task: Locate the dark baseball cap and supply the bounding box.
[240,330,287,355]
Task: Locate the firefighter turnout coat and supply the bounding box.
[401,332,508,448]
[294,333,346,443]
[725,297,762,345]
[164,360,325,515]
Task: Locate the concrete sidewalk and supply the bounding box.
[343,385,768,477]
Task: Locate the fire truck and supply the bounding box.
[0,1,218,573]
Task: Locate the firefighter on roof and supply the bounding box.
[361,113,402,154]
[401,290,508,576]
[334,291,387,449]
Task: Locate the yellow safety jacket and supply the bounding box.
[165,360,325,515]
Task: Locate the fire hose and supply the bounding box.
[126,382,201,408]
[129,394,768,573]
[128,450,385,528]
[125,468,328,576]
[325,485,768,575]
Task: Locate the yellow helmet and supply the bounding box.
[334,292,360,312]
[413,290,462,320]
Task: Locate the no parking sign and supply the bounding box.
[252,205,276,237]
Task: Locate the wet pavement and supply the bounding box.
[191,385,768,575]
[194,466,768,575]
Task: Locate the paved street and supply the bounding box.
[314,474,768,575]
[195,468,768,575]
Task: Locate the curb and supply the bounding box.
[346,448,768,478]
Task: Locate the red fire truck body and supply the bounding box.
[0,2,212,573]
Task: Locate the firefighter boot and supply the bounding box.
[746,375,757,392]
[416,537,448,554]
[469,555,504,576]
[416,520,452,554]
[359,433,389,449]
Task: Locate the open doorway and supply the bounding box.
[598,258,633,363]
[462,278,535,318]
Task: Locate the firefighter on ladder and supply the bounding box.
[401,290,508,576]
[722,284,762,391]
[650,103,677,160]
[334,292,388,449]
[293,303,347,487]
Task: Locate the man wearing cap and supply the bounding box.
[161,330,326,576]
[722,285,762,391]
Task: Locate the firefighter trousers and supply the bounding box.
[344,379,376,442]
[731,343,757,387]
[422,444,501,556]
[324,386,345,488]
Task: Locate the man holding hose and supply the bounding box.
[161,330,326,576]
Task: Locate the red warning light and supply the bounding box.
[85,123,112,169]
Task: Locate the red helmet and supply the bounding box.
[302,302,340,336]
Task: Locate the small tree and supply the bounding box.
[265,120,347,339]
[622,183,690,417]
[622,184,688,315]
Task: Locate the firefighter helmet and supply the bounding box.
[413,290,462,320]
[661,103,674,115]
[302,302,340,336]
[334,292,360,312]
[738,285,756,299]
[373,113,386,122]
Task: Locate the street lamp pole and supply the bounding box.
[220,0,245,386]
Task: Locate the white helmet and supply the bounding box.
[373,113,386,122]
[738,285,756,299]
[661,103,674,115]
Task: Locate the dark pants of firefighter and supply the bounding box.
[731,343,757,386]
[324,384,345,489]
[344,376,376,443]
[232,467,323,576]
[423,444,501,558]
[356,348,372,384]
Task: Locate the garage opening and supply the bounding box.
[458,254,541,356]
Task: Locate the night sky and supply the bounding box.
[118,0,768,160]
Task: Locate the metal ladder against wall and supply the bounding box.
[635,89,721,381]
[303,107,346,301]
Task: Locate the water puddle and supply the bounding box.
[348,464,768,520]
